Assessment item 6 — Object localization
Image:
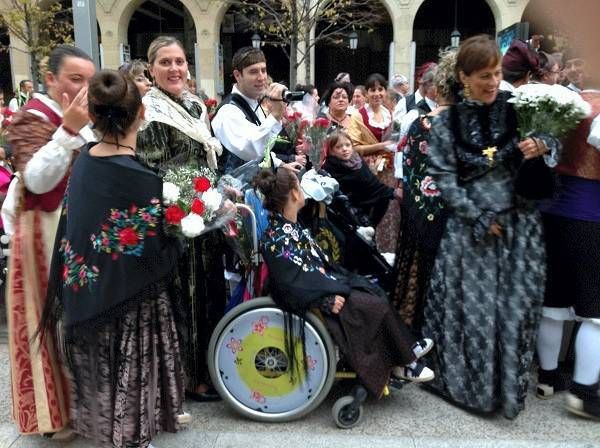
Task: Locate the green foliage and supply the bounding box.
[0,0,73,83]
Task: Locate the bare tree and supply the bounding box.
[233,0,387,87]
[0,0,73,90]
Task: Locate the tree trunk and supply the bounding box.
[289,33,297,89]
[303,33,311,84]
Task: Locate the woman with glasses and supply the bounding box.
[319,81,353,130]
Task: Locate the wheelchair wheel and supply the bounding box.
[332,395,364,429]
[208,297,337,422]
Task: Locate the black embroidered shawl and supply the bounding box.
[48,145,180,329]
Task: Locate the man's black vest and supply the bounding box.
[214,93,262,174]
[213,93,295,174]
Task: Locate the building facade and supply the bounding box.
[2,0,530,98]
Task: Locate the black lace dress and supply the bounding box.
[422,92,561,418]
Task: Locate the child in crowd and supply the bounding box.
[322,129,401,227]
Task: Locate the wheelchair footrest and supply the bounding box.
[388,377,405,390]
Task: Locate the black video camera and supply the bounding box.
[282,90,306,103]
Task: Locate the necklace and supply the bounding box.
[329,110,347,123]
[100,140,136,153]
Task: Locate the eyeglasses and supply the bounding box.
[331,93,349,100]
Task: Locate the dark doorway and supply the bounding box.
[219,8,289,96]
[0,22,12,99]
[314,1,392,92]
[413,0,495,69]
[128,0,196,70]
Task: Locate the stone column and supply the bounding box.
[194,14,219,98]
[494,0,530,32]
[8,30,31,89]
[97,13,121,69]
[391,1,415,87]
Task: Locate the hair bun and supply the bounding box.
[90,71,128,107]
[252,170,277,196]
[88,69,141,139]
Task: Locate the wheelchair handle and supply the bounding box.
[235,203,260,266]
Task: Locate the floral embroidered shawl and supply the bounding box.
[141,87,222,170]
[47,144,180,329]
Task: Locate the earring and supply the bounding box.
[464,83,472,99]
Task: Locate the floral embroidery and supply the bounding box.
[61,239,99,292]
[261,215,337,281]
[402,117,445,223]
[90,199,161,260]
[420,176,441,197]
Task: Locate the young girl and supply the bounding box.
[322,129,401,227]
[255,168,434,398]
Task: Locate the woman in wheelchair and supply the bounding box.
[253,168,434,398]
[322,129,401,228]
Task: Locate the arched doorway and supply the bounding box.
[128,1,196,72]
[314,1,392,91]
[413,0,495,68]
[0,21,11,99]
[218,5,289,96]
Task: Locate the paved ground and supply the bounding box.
[0,343,598,448]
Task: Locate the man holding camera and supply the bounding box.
[212,47,304,173]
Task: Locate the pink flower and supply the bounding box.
[419,140,428,154]
[420,176,441,197]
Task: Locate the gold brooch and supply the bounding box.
[482,146,497,166]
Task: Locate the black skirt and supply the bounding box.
[543,212,600,318]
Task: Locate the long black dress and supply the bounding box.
[393,115,447,331]
[261,213,417,397]
[48,147,184,447]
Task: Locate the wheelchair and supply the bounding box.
[208,195,400,429]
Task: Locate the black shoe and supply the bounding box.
[185,388,222,402]
[566,382,600,420]
[537,368,572,399]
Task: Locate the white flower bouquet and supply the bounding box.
[162,165,235,238]
[508,83,591,138]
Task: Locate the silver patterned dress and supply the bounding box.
[422,92,560,419]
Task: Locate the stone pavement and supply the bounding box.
[0,342,598,448]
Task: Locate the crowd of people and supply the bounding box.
[0,27,598,448]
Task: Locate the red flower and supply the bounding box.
[193,176,211,193]
[119,227,139,246]
[165,205,186,224]
[191,198,205,215]
[314,117,330,128]
[62,265,69,281]
[205,98,217,107]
